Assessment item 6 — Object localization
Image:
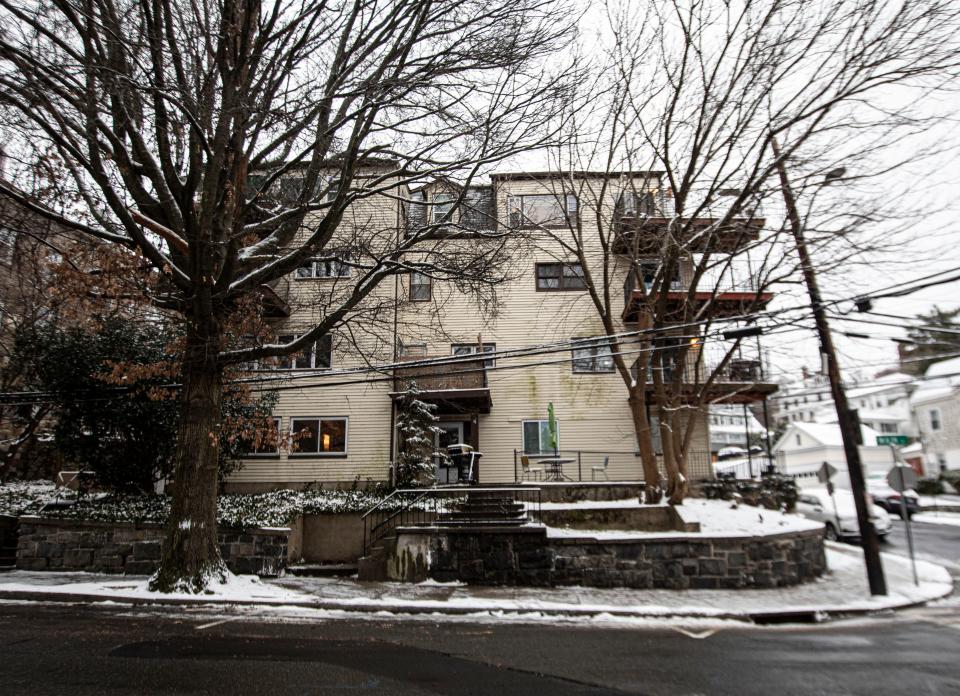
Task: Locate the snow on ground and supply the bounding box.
[539,497,822,539]
[918,494,960,509]
[912,512,960,527]
[0,570,309,604]
[1,544,949,623]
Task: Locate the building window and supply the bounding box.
[572,339,615,373]
[399,342,427,358]
[617,190,658,216]
[296,250,352,278]
[638,261,681,292]
[277,334,333,370]
[409,272,432,301]
[452,343,495,367]
[522,419,558,455]
[880,423,898,434]
[508,194,577,228]
[930,408,942,431]
[239,417,281,456]
[536,262,587,291]
[795,434,802,446]
[290,417,348,455]
[432,193,456,223]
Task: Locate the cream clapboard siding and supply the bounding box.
[228,170,712,488]
[228,170,403,488]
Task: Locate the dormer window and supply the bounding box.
[432,193,456,223]
[508,194,577,228]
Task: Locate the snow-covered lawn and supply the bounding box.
[539,497,822,539]
[912,512,960,527]
[0,569,309,604]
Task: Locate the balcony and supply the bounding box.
[622,269,773,324]
[612,195,763,256]
[391,355,492,413]
[630,341,777,404]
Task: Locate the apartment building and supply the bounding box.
[225,166,777,491]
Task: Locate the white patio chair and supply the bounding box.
[591,456,609,481]
[520,455,543,481]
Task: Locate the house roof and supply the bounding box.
[910,357,960,405]
[773,421,881,451]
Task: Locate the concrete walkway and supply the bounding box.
[0,544,952,623]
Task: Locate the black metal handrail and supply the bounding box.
[361,486,542,556]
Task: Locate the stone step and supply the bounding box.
[286,563,358,577]
[434,518,532,528]
[448,503,525,515]
[437,510,527,520]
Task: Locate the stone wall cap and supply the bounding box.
[547,527,824,545]
[18,516,291,536]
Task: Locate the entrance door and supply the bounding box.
[434,422,464,484]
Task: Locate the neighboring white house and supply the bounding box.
[773,421,896,490]
[708,405,767,453]
[773,371,915,436]
[910,356,960,475]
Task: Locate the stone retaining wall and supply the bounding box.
[0,515,18,567]
[393,526,826,589]
[16,517,290,577]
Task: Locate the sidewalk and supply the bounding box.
[0,544,952,623]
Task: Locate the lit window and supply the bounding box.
[290,417,348,455]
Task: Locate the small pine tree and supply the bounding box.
[395,383,441,488]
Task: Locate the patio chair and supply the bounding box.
[520,455,543,481]
[591,456,609,481]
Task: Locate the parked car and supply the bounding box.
[865,472,921,519]
[795,488,892,542]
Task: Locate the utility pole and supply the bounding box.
[771,138,887,596]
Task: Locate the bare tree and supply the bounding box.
[0,0,578,591]
[532,0,960,504]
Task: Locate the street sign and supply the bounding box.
[886,464,920,586]
[886,465,918,493]
[876,435,910,446]
[817,462,838,484]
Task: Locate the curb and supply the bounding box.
[0,581,952,624]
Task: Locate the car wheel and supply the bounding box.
[825,523,839,542]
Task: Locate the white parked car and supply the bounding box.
[795,488,892,542]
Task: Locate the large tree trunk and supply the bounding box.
[150,320,226,593]
[628,392,662,504]
[662,407,688,505]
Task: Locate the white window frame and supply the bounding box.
[295,250,352,279]
[452,343,496,367]
[930,407,942,431]
[508,193,578,229]
[277,334,333,370]
[571,339,615,373]
[522,419,559,456]
[289,416,349,456]
[409,271,432,301]
[432,192,456,223]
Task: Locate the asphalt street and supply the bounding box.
[0,520,957,696]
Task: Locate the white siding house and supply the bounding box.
[773,422,896,490]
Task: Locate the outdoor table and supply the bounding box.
[537,457,575,481]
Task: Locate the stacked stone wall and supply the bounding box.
[16,517,290,577]
[398,526,826,589]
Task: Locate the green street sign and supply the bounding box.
[876,435,910,446]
